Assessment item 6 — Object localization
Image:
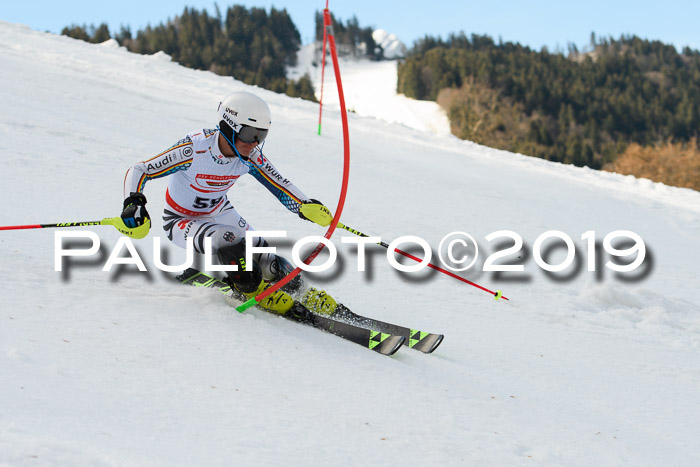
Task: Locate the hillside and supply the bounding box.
[2,21,700,466]
[398,33,700,177]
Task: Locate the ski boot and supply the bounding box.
[235,278,295,315]
[221,277,313,324]
[301,287,338,315]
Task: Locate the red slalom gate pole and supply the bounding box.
[237,6,350,312]
[317,0,329,135]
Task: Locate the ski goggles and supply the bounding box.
[237,124,269,144]
[219,121,269,144]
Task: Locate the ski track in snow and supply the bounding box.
[1,21,700,466]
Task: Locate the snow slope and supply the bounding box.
[288,43,450,136]
[2,21,700,466]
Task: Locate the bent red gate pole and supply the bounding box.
[317,0,329,135]
[237,7,350,312]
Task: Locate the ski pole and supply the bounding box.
[0,217,151,239]
[337,222,508,301]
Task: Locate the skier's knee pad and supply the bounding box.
[217,242,262,293]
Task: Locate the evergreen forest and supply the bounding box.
[61,8,700,190]
[61,6,383,103]
[62,5,316,101]
[313,11,382,59]
[397,33,700,190]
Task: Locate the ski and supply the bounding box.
[175,268,405,356]
[176,268,444,354]
[176,267,232,293]
[287,306,405,356]
[332,305,444,354]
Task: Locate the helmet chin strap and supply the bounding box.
[217,125,265,169]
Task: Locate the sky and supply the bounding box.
[3,0,700,52]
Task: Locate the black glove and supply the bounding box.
[298,199,333,227]
[121,192,150,228]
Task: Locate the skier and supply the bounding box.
[120,91,337,316]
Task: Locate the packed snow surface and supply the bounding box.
[2,21,700,466]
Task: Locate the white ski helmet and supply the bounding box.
[217,91,271,145]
